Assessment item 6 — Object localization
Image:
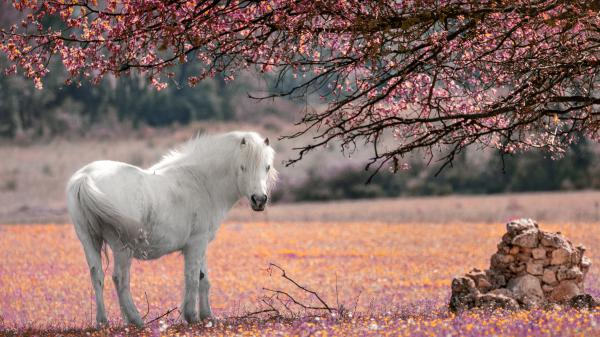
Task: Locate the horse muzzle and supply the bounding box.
[250,194,267,211]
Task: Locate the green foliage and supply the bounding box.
[0,58,259,138]
[0,61,72,138]
[291,140,597,201]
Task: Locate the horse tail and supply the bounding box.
[66,172,141,250]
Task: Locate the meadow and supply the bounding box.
[3,123,600,336]
[1,220,600,336]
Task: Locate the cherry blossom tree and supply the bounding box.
[1,0,599,176]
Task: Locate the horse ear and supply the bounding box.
[264,137,270,146]
[241,137,246,146]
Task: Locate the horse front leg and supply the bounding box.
[198,257,213,319]
[112,249,143,327]
[182,236,207,324]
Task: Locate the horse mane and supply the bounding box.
[150,133,221,169]
[149,131,276,185]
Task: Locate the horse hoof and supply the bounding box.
[96,319,109,329]
[128,318,144,328]
[199,311,213,320]
[184,313,199,324]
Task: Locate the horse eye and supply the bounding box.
[240,165,245,171]
[266,165,271,172]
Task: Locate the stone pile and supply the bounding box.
[450,218,597,312]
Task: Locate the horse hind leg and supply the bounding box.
[76,227,108,327]
[112,249,143,327]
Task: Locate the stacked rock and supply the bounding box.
[450,218,596,312]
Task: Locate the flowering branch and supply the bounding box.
[1,0,599,174]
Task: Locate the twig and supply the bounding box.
[174,308,182,322]
[268,263,332,313]
[274,293,295,317]
[230,308,279,320]
[352,290,362,315]
[141,291,150,320]
[145,307,177,325]
[230,263,339,321]
[260,297,280,316]
[335,273,340,312]
[263,287,331,312]
[228,296,281,320]
[365,297,375,317]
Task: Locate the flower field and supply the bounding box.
[1,221,600,336]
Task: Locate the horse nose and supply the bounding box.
[251,194,268,208]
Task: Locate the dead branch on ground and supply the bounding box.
[233,263,361,321]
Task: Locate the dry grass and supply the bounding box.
[3,188,600,225]
[229,190,600,224]
[1,120,600,225]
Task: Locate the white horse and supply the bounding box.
[66,131,276,327]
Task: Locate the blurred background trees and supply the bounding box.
[288,139,599,202]
[0,55,272,138]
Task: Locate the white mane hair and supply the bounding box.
[150,131,277,190]
[66,130,277,327]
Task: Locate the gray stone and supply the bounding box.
[488,288,515,298]
[526,262,544,276]
[507,274,544,302]
[569,294,599,309]
[571,249,582,265]
[506,219,537,235]
[520,247,533,254]
[449,277,480,312]
[532,248,547,259]
[498,242,511,254]
[542,284,554,292]
[551,248,571,265]
[542,269,558,285]
[485,271,507,288]
[582,257,591,277]
[556,266,583,281]
[449,219,594,312]
[478,278,492,291]
[491,253,514,267]
[452,276,476,293]
[509,263,526,274]
[476,293,520,311]
[466,268,493,292]
[516,253,531,263]
[512,230,539,248]
[581,256,592,270]
[540,232,570,249]
[466,268,486,279]
[549,280,581,302]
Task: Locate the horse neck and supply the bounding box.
[161,147,241,210]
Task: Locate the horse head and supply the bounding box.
[236,134,277,211]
